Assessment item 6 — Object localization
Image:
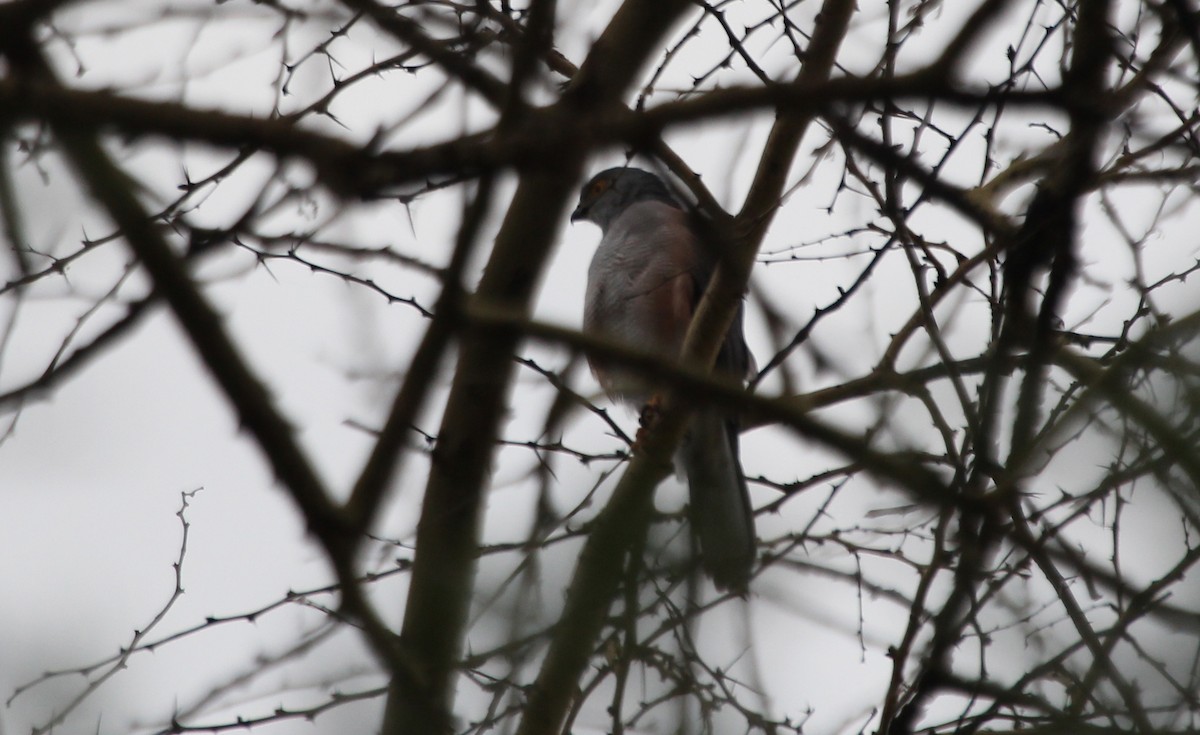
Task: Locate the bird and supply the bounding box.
[571,165,756,593]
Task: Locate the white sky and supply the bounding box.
[3,1,1199,733]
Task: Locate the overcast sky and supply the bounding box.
[3,2,1198,733]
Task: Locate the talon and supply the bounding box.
[632,395,664,450]
[639,395,663,429]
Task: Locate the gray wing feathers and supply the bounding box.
[583,195,756,592]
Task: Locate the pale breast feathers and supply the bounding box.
[584,202,700,351]
[584,201,702,399]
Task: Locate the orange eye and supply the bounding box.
[589,179,609,197]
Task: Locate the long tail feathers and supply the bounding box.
[679,409,756,593]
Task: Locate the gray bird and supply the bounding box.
[571,166,756,593]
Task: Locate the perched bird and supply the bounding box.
[571,166,756,593]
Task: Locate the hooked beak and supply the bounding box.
[570,204,586,223]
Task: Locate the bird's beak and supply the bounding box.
[570,204,585,223]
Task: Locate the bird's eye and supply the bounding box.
[589,179,609,197]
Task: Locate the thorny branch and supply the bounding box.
[4,1,1200,734]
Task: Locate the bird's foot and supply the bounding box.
[633,395,664,447]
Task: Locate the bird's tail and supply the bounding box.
[679,408,756,593]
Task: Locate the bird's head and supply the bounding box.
[571,167,680,232]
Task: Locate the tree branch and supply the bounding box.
[383,2,699,732]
